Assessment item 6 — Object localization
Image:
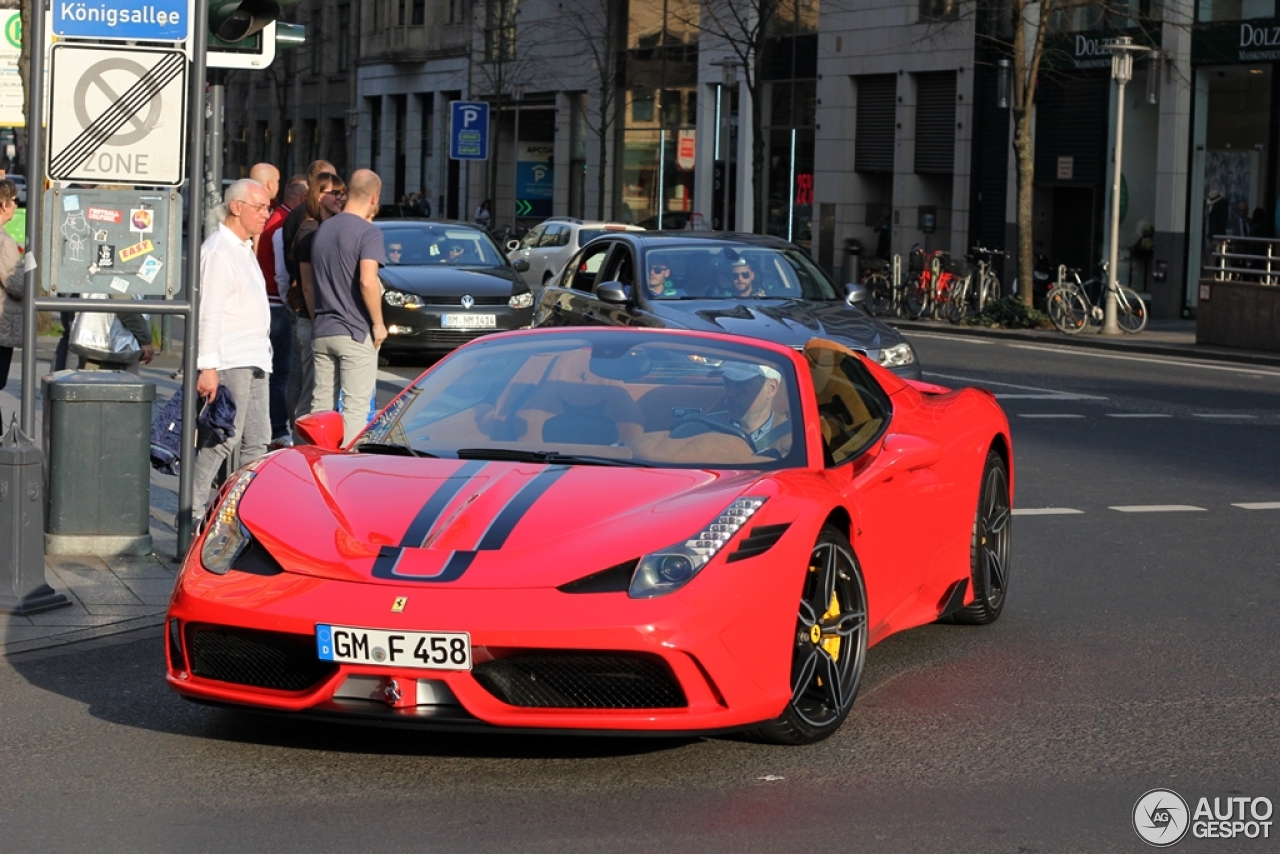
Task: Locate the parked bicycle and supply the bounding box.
[861,258,900,317]
[1046,263,1148,334]
[904,247,961,320]
[945,246,1006,323]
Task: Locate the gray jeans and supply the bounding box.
[287,312,315,429]
[311,333,377,446]
[192,366,271,508]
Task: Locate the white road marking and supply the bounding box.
[996,393,1106,400]
[1232,502,1280,510]
[906,332,994,344]
[1017,414,1086,419]
[926,371,1107,398]
[1013,508,1084,516]
[1191,413,1259,419]
[1006,343,1280,379]
[1106,413,1174,418]
[1109,505,1207,513]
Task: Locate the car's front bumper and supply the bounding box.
[381,304,534,354]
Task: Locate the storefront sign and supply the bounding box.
[1193,20,1280,63]
[1043,28,1158,71]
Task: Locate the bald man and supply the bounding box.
[310,169,386,444]
[249,162,280,202]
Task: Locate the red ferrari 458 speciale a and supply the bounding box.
[166,328,1012,744]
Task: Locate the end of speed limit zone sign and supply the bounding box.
[46,44,187,186]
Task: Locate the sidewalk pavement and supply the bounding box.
[4,320,1279,656]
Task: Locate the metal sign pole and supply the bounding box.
[20,1,48,436]
[178,0,210,555]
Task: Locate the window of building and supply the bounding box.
[915,72,957,174]
[338,5,351,71]
[311,8,323,74]
[1196,0,1271,22]
[919,0,959,21]
[855,75,896,174]
[486,0,518,61]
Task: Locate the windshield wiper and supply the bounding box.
[354,442,436,458]
[454,448,650,467]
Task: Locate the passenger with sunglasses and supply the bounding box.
[646,260,683,299]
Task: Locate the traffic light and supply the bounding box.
[208,0,303,70]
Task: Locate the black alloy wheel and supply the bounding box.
[950,449,1011,625]
[745,526,868,745]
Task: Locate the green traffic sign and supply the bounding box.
[5,13,21,49]
[516,199,533,216]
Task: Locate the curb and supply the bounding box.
[887,320,1280,369]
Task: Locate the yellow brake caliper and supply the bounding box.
[807,562,842,692]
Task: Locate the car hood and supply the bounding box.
[380,264,526,296]
[238,450,768,589]
[652,299,902,354]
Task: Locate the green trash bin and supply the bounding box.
[42,371,155,556]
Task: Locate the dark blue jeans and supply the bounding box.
[269,305,292,439]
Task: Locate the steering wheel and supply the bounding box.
[669,414,751,444]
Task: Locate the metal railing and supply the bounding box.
[1208,235,1280,285]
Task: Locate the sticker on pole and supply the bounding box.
[46,44,188,186]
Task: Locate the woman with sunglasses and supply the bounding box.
[293,173,346,418]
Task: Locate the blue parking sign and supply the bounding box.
[450,101,489,161]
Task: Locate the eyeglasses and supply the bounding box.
[649,265,668,274]
[449,246,465,253]
[388,246,403,254]
[732,270,754,280]
[235,200,271,214]
[324,191,347,203]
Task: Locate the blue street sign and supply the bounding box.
[54,1,190,42]
[450,101,489,161]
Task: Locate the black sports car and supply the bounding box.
[533,233,921,379]
[375,220,535,357]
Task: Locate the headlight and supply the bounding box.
[384,289,425,309]
[878,341,915,367]
[509,291,534,309]
[629,496,767,598]
[200,471,255,575]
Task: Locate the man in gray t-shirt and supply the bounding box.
[310,169,387,445]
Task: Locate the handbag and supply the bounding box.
[69,295,144,365]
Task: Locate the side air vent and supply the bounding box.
[474,652,687,709]
[726,523,791,563]
[231,538,285,576]
[557,559,638,593]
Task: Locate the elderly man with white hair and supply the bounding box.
[192,178,274,507]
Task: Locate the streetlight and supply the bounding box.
[1099,36,1149,335]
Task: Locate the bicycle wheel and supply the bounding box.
[980,273,1000,310]
[1047,287,1089,334]
[946,274,970,324]
[864,273,893,316]
[904,273,931,318]
[1116,287,1148,333]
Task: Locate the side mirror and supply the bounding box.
[294,411,346,450]
[507,239,522,253]
[844,282,868,305]
[512,258,531,272]
[596,282,630,304]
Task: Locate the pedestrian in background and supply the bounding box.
[0,179,23,423]
[295,172,347,415]
[249,162,281,204]
[310,169,386,445]
[282,161,336,435]
[192,179,274,507]
[258,173,305,446]
[475,199,492,230]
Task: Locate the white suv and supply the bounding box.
[507,217,643,287]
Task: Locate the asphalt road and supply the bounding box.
[3,333,1279,853]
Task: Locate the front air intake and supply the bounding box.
[186,626,336,692]
[473,652,686,709]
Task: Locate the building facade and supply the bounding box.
[219,0,1280,320]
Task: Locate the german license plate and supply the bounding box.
[316,624,471,670]
[442,313,496,329]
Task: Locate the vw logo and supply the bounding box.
[461,294,475,310]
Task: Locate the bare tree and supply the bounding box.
[555,0,630,220]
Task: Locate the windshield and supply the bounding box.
[379,224,505,268]
[640,245,839,301]
[357,331,803,469]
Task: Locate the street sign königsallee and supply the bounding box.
[53,0,191,42]
[450,101,489,161]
